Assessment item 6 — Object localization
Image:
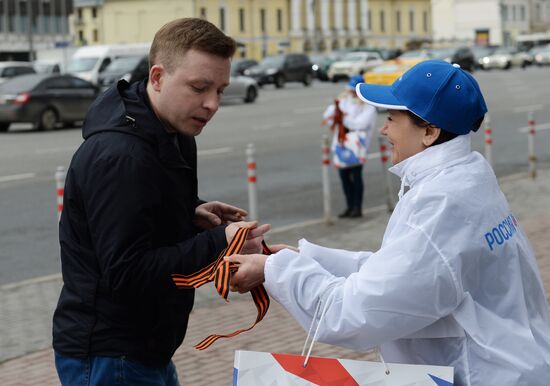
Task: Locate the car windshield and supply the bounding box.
[399,50,430,59]
[105,56,143,73]
[430,48,455,59]
[259,56,284,67]
[371,64,400,74]
[0,75,41,93]
[342,53,367,62]
[471,46,493,57]
[68,57,99,72]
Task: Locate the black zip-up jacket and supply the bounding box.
[53,79,228,367]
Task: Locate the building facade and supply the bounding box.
[69,0,433,60]
[0,0,73,61]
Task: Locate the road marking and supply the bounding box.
[513,104,545,113]
[197,147,233,156]
[0,173,36,183]
[518,122,550,133]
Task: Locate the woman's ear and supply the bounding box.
[423,125,441,147]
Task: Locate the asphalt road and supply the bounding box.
[1,66,550,285]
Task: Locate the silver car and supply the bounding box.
[480,47,527,70]
[222,61,259,104]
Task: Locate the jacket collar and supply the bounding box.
[389,134,472,199]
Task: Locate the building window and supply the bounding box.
[239,8,245,32]
[512,5,516,21]
[219,7,225,31]
[78,30,84,43]
[380,10,385,32]
[423,11,428,32]
[260,8,266,33]
[520,5,525,21]
[92,7,97,19]
[368,10,371,31]
[78,8,83,20]
[502,5,508,21]
[200,7,206,19]
[277,8,283,32]
[409,10,414,32]
[396,11,401,32]
[93,29,98,42]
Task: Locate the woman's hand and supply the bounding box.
[225,253,268,293]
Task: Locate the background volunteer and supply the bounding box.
[227,60,550,385]
[322,74,377,218]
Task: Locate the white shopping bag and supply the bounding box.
[233,350,453,386]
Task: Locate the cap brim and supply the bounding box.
[356,83,407,110]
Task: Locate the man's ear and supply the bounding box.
[423,125,441,147]
[149,64,164,92]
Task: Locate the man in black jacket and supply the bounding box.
[53,18,269,386]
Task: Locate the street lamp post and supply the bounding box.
[25,0,35,61]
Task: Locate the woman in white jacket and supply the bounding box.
[227,60,550,385]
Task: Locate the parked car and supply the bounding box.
[532,44,550,66]
[430,47,476,72]
[222,61,259,103]
[231,59,258,76]
[0,62,36,84]
[470,46,495,69]
[480,47,528,70]
[397,49,432,61]
[327,51,383,82]
[98,55,149,90]
[244,54,313,88]
[33,60,62,74]
[0,74,99,132]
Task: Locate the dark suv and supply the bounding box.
[98,55,149,90]
[430,47,476,72]
[244,54,313,88]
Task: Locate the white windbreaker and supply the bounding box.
[264,134,550,385]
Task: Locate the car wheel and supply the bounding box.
[0,122,9,132]
[244,86,258,103]
[303,73,313,86]
[275,74,285,88]
[504,61,511,70]
[37,108,58,131]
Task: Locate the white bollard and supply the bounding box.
[321,135,332,225]
[484,113,493,167]
[246,143,258,221]
[55,166,67,221]
[527,111,537,179]
[378,136,395,212]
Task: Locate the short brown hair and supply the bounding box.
[149,18,236,72]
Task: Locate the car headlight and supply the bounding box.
[482,57,490,63]
[266,68,277,75]
[312,64,319,71]
[243,69,251,75]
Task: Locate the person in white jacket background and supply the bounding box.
[322,75,377,218]
[227,60,550,385]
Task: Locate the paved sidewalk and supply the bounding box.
[1,168,550,385]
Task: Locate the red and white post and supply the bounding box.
[55,166,66,221]
[246,143,258,221]
[528,111,537,179]
[321,134,332,225]
[484,113,493,167]
[378,136,395,212]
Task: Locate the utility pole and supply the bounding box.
[26,0,34,61]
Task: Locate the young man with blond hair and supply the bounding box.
[53,18,269,386]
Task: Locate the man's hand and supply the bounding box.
[194,201,248,230]
[225,253,268,293]
[225,221,271,254]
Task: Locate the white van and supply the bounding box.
[68,43,150,85]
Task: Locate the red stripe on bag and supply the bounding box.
[171,227,271,350]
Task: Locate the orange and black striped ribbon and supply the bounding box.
[171,227,271,350]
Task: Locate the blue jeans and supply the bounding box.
[55,352,180,386]
[338,165,364,210]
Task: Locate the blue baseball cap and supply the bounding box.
[347,75,364,90]
[356,60,488,135]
